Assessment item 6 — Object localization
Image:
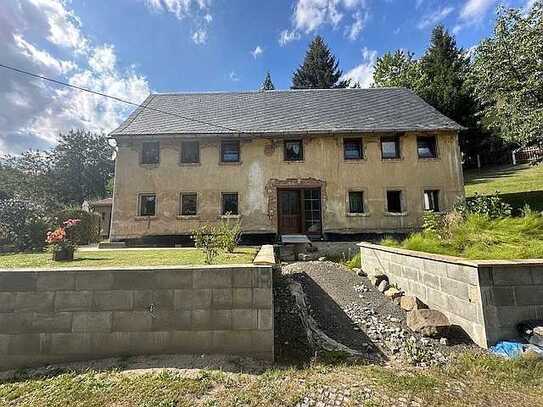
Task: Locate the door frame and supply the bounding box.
[277,187,322,236]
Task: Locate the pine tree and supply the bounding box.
[260,72,275,91]
[291,36,350,89]
[420,25,473,125]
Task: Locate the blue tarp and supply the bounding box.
[490,341,525,358]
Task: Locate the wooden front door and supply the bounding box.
[277,188,322,236]
[278,189,302,234]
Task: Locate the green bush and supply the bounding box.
[0,198,50,252]
[217,215,241,253]
[456,193,512,218]
[345,252,361,269]
[55,208,100,245]
[192,224,222,264]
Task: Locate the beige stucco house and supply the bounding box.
[109,88,464,244]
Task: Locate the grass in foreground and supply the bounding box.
[464,164,543,197]
[382,213,543,260]
[0,248,257,269]
[0,353,542,406]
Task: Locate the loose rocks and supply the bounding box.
[407,309,450,338]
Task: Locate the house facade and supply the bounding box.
[109,88,464,243]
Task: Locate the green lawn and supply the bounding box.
[0,248,257,269]
[464,164,543,196]
[0,353,542,406]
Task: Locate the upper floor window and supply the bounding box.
[344,138,363,160]
[348,191,364,214]
[222,192,239,215]
[139,194,156,216]
[141,142,160,164]
[381,136,401,159]
[386,190,403,213]
[417,136,437,159]
[181,141,200,163]
[221,140,240,162]
[180,193,198,215]
[424,190,440,212]
[284,140,304,161]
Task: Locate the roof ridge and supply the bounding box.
[151,87,408,96]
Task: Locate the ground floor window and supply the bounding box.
[424,190,440,212]
[180,193,198,215]
[222,193,239,215]
[386,190,403,213]
[348,191,364,213]
[139,194,156,216]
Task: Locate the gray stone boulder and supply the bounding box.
[400,296,428,312]
[407,309,450,337]
[369,274,387,286]
[384,287,402,300]
[377,279,389,293]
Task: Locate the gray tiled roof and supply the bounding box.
[111,88,464,137]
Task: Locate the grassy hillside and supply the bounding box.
[464,164,543,212]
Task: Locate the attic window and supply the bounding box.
[344,138,363,160]
[141,142,160,164]
[221,140,240,162]
[181,141,200,163]
[284,140,303,161]
[417,136,438,159]
[381,136,400,159]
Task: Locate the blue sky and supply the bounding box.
[0,0,535,154]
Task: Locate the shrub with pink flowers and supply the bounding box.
[46,219,81,259]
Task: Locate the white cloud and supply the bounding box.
[0,0,150,155]
[280,0,368,44]
[459,0,496,21]
[251,45,263,58]
[191,29,208,44]
[341,47,377,88]
[279,29,301,46]
[524,0,537,12]
[229,71,240,82]
[417,6,454,29]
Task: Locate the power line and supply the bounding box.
[0,63,240,133]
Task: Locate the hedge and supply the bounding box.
[55,208,101,245]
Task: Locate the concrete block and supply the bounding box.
[389,262,402,276]
[0,335,8,354]
[154,269,193,289]
[251,330,274,354]
[93,290,133,311]
[193,268,232,288]
[212,289,233,309]
[496,306,538,328]
[404,256,424,270]
[446,264,478,285]
[515,286,543,306]
[232,268,254,288]
[419,272,440,290]
[170,330,212,353]
[75,272,114,290]
[15,292,55,312]
[212,330,252,352]
[447,296,480,323]
[49,333,92,354]
[55,291,92,312]
[134,290,174,310]
[233,288,253,308]
[129,331,171,354]
[531,266,543,284]
[191,309,211,330]
[254,267,272,288]
[492,267,532,285]
[477,267,493,287]
[112,311,153,332]
[112,271,155,290]
[8,333,43,354]
[402,266,419,281]
[407,281,427,302]
[468,285,482,304]
[90,331,131,354]
[257,309,273,330]
[0,293,15,312]
[37,272,75,291]
[151,310,191,330]
[491,287,516,306]
[423,259,447,278]
[0,272,36,291]
[231,309,257,330]
[440,278,469,300]
[174,289,212,310]
[32,312,72,333]
[72,312,112,333]
[253,288,272,308]
[0,313,33,334]
[211,310,232,330]
[425,288,447,309]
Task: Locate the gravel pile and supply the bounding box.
[281,261,474,367]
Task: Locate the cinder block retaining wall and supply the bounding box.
[359,242,543,348]
[0,250,274,371]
